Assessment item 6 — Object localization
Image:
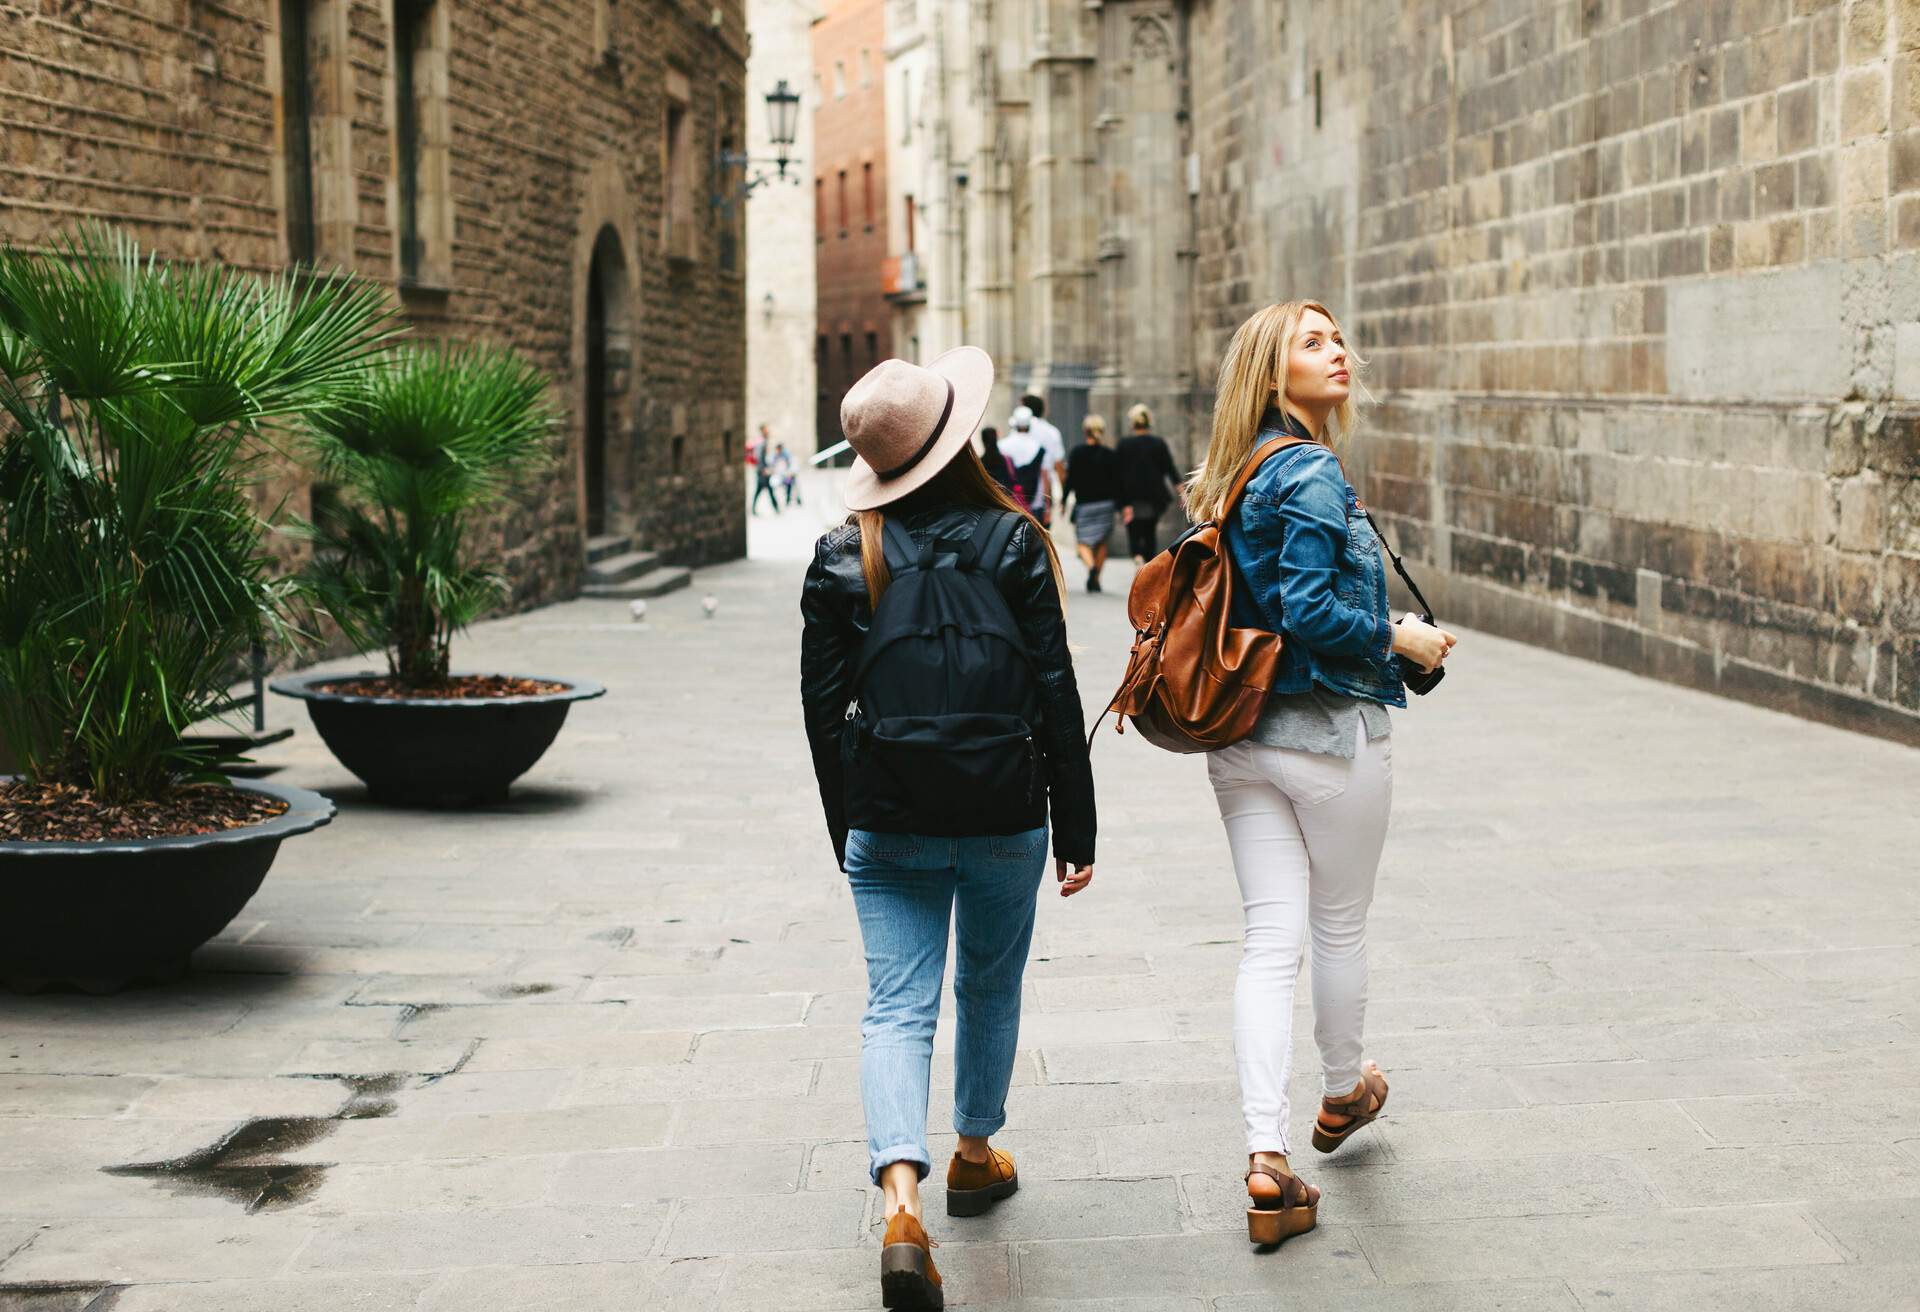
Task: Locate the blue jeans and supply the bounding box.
[844,825,1049,1184]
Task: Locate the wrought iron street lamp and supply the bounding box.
[716,80,803,203]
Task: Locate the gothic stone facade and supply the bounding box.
[1,0,748,607]
[958,0,1920,744]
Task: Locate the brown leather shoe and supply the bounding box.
[945,1147,1018,1217]
[880,1208,942,1310]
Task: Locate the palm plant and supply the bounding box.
[0,229,396,803]
[293,342,556,689]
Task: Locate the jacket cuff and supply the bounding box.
[1053,836,1094,867]
[1375,614,1396,663]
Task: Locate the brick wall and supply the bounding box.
[813,0,891,446]
[1,0,747,616]
[1188,0,1920,745]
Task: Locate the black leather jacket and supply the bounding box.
[801,501,1097,869]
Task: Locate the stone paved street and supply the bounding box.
[5,477,1920,1310]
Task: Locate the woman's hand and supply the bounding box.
[1391,616,1458,672]
[1056,860,1093,897]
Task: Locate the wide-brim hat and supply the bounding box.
[840,346,994,511]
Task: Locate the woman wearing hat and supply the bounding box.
[801,348,1097,1310]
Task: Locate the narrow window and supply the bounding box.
[663,72,693,257]
[393,0,428,280]
[865,330,878,366]
[837,169,848,235]
[279,0,316,264]
[817,333,830,383]
[905,194,915,252]
[1313,68,1322,129]
[718,128,739,271]
[841,333,853,383]
[860,48,871,88]
[862,162,873,230]
[901,68,912,144]
[815,176,826,241]
[834,61,846,98]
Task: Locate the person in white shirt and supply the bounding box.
[1019,393,1068,527]
[998,407,1048,521]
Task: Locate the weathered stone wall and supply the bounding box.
[1188,0,1920,744]
[1,0,747,613]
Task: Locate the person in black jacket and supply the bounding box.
[802,349,1095,1308]
[1115,403,1183,561]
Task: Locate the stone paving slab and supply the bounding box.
[4,486,1919,1309]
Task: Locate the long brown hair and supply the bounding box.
[853,447,1066,608]
[1184,300,1369,523]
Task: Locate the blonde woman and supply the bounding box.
[1063,413,1121,592]
[1186,302,1456,1245]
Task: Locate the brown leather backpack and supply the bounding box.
[1097,435,1307,754]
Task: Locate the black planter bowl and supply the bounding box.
[271,671,607,807]
[0,777,334,993]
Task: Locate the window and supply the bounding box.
[671,435,685,474]
[834,61,846,98]
[817,333,829,383]
[815,176,826,241]
[721,428,732,461]
[812,70,824,104]
[841,333,853,384]
[718,127,740,271]
[662,71,693,258]
[860,49,871,88]
[391,0,450,285]
[862,162,873,230]
[1313,68,1322,129]
[279,0,316,264]
[393,0,427,280]
[901,69,912,144]
[837,169,848,235]
[909,334,920,362]
[905,194,915,252]
[865,331,878,366]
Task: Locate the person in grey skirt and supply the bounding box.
[1064,414,1121,593]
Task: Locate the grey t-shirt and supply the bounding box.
[1247,684,1390,758]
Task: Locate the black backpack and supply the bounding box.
[841,510,1046,837]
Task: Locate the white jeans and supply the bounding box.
[1206,721,1392,1156]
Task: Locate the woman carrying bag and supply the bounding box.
[801,349,1097,1310]
[1182,301,1455,1245]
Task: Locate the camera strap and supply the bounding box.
[1363,510,1437,621]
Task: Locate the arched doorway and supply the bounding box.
[583,226,630,537]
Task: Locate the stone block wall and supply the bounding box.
[1188,0,1920,744]
[1,0,747,614]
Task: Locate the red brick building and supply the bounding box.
[811,0,889,448]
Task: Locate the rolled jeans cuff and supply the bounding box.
[870,1144,931,1186]
[952,1109,1007,1138]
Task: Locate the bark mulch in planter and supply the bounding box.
[0,780,289,844]
[319,675,567,699]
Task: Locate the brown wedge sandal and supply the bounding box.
[1245,1159,1318,1246]
[1311,1060,1389,1154]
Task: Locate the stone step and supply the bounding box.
[580,567,692,601]
[586,549,661,584]
[585,533,632,565]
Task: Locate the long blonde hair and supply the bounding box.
[853,446,1067,608]
[1184,300,1367,523]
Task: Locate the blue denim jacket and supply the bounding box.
[1223,408,1407,708]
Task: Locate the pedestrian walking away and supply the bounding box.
[1182,301,1457,1246]
[996,406,1054,527]
[751,423,782,516]
[978,425,1020,496]
[1115,403,1183,561]
[773,441,802,506]
[1064,413,1120,592]
[800,348,1098,1310]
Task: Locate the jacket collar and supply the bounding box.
[1259,404,1317,441]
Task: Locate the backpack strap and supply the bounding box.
[968,509,1022,576]
[1217,435,1311,524]
[878,516,919,574]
